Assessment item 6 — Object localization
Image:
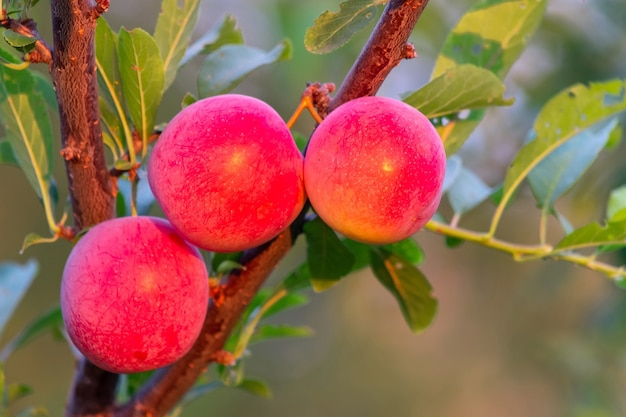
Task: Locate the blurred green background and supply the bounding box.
[2,0,626,416]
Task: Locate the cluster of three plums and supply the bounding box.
[61,94,446,373]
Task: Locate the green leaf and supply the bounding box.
[118,27,165,147]
[96,19,131,157]
[0,306,63,362]
[431,0,546,154]
[197,40,292,98]
[237,378,272,399]
[304,0,386,54]
[0,46,26,69]
[154,0,201,91]
[30,72,57,112]
[554,219,626,252]
[501,80,626,217]
[2,30,36,53]
[211,252,242,276]
[215,260,246,275]
[6,383,32,405]
[0,66,57,229]
[607,185,626,222]
[250,324,313,344]
[19,232,59,254]
[432,0,546,78]
[181,92,197,108]
[280,263,311,293]
[303,217,355,292]
[0,140,18,166]
[181,14,244,66]
[403,64,514,118]
[261,293,309,318]
[342,239,371,272]
[369,249,437,333]
[528,119,617,209]
[0,260,38,337]
[381,238,424,264]
[447,167,493,215]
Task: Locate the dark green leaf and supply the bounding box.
[0,260,38,337]
[197,40,292,98]
[303,217,355,292]
[292,131,309,153]
[445,236,465,248]
[381,238,424,264]
[0,305,62,361]
[342,239,371,272]
[262,293,308,318]
[237,378,272,399]
[181,92,197,108]
[280,263,311,292]
[250,324,313,344]
[370,249,437,333]
[181,14,244,66]
[0,66,56,214]
[216,260,246,275]
[0,140,18,166]
[154,0,201,90]
[502,80,626,212]
[19,232,58,254]
[529,119,616,209]
[118,28,164,145]
[304,0,385,54]
[555,219,626,252]
[608,185,626,222]
[211,252,242,275]
[447,167,493,215]
[431,0,546,154]
[2,30,36,53]
[404,64,513,118]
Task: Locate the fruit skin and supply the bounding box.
[60,216,209,374]
[304,96,445,244]
[148,94,305,253]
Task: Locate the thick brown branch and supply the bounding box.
[115,232,293,417]
[50,0,117,415]
[328,0,429,112]
[50,0,114,230]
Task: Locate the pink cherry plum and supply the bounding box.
[148,94,305,252]
[304,96,445,244]
[61,216,209,373]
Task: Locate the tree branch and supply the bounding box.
[110,1,431,416]
[50,0,114,231]
[49,1,118,415]
[115,232,293,417]
[328,0,429,112]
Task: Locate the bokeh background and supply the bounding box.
[2,0,626,416]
